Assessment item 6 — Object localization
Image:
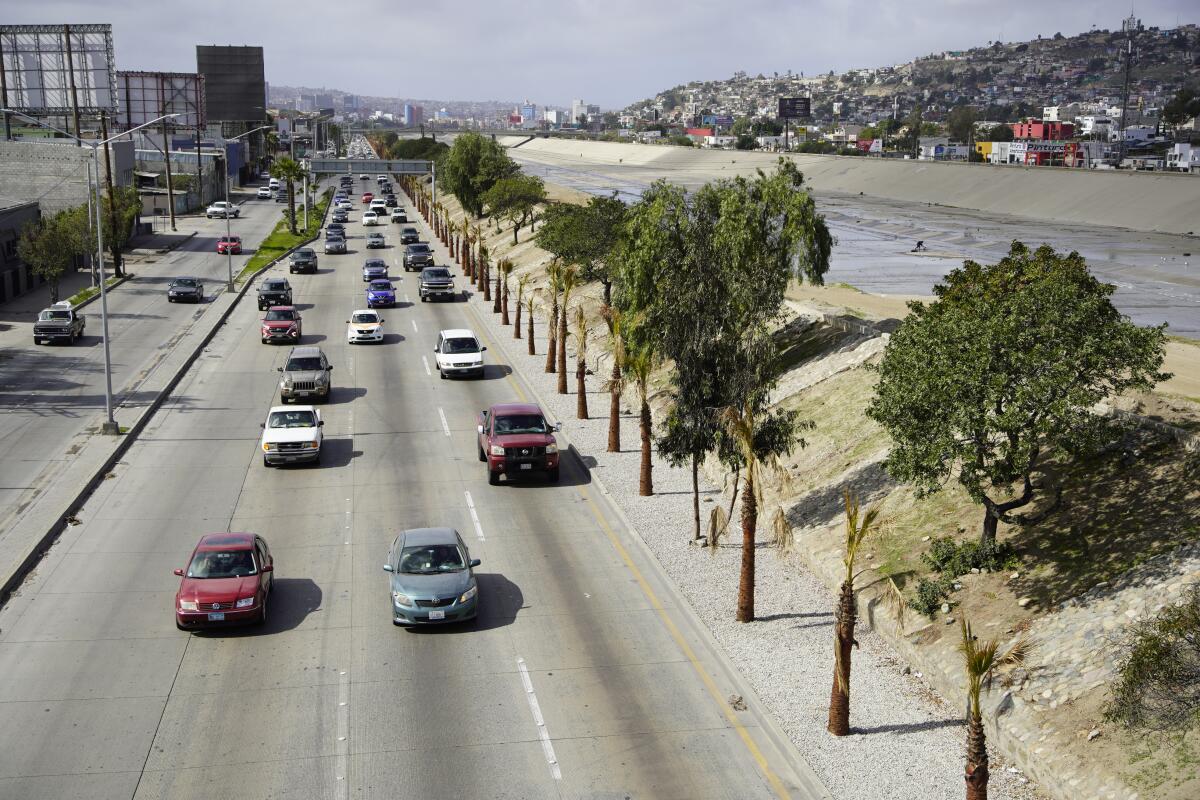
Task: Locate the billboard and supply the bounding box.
[778,97,811,119]
[0,24,116,114]
[116,71,206,130]
[196,45,266,122]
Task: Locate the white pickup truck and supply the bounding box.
[206,201,240,219]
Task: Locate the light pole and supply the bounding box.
[218,124,272,292]
[2,108,179,435]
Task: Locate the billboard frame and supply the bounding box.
[116,71,206,131]
[778,97,811,120]
[0,23,116,115]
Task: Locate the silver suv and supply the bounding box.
[278,346,333,404]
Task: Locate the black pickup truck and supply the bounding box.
[33,302,86,344]
[257,278,294,310]
[289,248,318,274]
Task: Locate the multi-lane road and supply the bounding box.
[0,177,825,798]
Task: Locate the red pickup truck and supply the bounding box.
[477,402,561,484]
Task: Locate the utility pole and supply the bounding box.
[99,112,123,277]
[159,83,177,230]
[1117,25,1136,167]
[63,25,82,146]
[0,33,10,140]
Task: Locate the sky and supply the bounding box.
[5,1,1196,109]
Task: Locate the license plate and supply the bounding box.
[428,609,445,620]
[207,612,225,621]
[520,463,533,470]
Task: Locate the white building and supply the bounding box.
[1167,143,1200,173]
[570,100,586,125]
[1076,116,1113,137]
[544,109,563,125]
[702,135,737,148]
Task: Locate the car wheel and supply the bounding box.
[439,369,446,380]
[176,618,188,631]
[421,295,427,302]
[263,455,271,467]
[478,445,486,463]
[548,467,561,483]
[257,596,268,625]
[261,338,268,344]
[488,469,500,486]
[168,297,174,303]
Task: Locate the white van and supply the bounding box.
[268,177,280,190]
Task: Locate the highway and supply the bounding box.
[0,178,822,798]
[506,142,1200,338]
[0,190,293,544]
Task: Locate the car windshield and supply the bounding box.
[264,281,287,291]
[397,543,466,574]
[409,244,430,253]
[220,237,238,244]
[285,357,323,371]
[38,310,71,321]
[268,409,317,428]
[352,313,379,324]
[264,309,296,321]
[369,281,392,291]
[369,234,383,239]
[443,337,479,354]
[187,549,257,578]
[172,279,198,287]
[365,260,384,269]
[494,414,549,435]
[423,269,450,280]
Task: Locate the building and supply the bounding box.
[544,109,563,125]
[1011,120,1075,140]
[1167,143,1200,173]
[196,45,268,178]
[520,102,537,129]
[0,139,134,215]
[342,94,360,111]
[0,197,41,303]
[401,104,424,127]
[570,99,586,126]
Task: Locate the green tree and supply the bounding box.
[946,105,978,143]
[18,208,87,303]
[986,123,1014,142]
[1162,88,1200,130]
[827,491,881,736]
[735,134,758,150]
[482,173,546,244]
[535,194,626,304]
[867,242,1169,547]
[270,156,305,234]
[437,132,519,217]
[102,186,141,277]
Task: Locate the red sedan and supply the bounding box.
[261,306,302,344]
[361,192,374,203]
[174,533,274,629]
[217,235,242,255]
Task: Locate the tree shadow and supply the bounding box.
[851,717,961,736]
[785,459,895,531]
[756,610,834,622]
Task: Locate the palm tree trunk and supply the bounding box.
[482,262,491,302]
[639,397,653,496]
[514,301,522,338]
[556,311,568,393]
[501,280,510,325]
[545,300,557,372]
[493,272,502,313]
[691,453,701,541]
[527,310,535,355]
[827,580,856,736]
[736,476,757,622]
[576,355,588,419]
[727,468,741,528]
[965,715,989,800]
[607,361,621,453]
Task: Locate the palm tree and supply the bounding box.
[828,490,881,736]
[526,296,536,355]
[480,245,491,300]
[600,305,628,453]
[493,261,503,314]
[960,620,1030,800]
[557,266,579,394]
[573,304,589,419]
[500,260,512,324]
[625,341,655,496]
[270,156,305,235]
[545,260,561,373]
[515,274,529,339]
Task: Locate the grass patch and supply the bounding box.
[235,190,332,283]
[67,275,123,306]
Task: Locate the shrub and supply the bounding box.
[921,535,1017,577]
[910,575,955,617]
[1105,584,1200,732]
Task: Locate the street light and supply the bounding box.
[217,124,272,292]
[2,108,180,435]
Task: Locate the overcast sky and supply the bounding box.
[6,1,1196,108]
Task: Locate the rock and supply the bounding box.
[1088,728,1102,741]
[902,666,911,675]
[728,694,747,711]
[971,568,981,574]
[941,603,951,613]
[952,582,963,590]
[1018,597,1034,608]
[945,617,956,625]
[1010,572,1020,580]
[921,535,930,542]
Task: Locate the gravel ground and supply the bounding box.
[453,283,1047,800]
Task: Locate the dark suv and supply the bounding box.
[257,278,293,310]
[403,243,433,271]
[418,266,456,302]
[289,248,318,274]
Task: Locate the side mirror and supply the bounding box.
[480,346,487,352]
[328,365,333,371]
[554,422,563,432]
[261,564,274,573]
[476,425,484,434]
[345,320,350,324]
[173,568,184,577]
[433,346,440,353]
[259,423,265,429]
[318,420,325,426]
[469,558,481,568]
[382,564,394,572]
[277,367,284,372]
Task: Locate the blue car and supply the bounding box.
[366,279,396,308]
[362,258,388,282]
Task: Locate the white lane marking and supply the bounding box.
[335,665,350,796]
[421,356,431,376]
[411,319,419,333]
[437,407,451,437]
[464,491,486,542]
[517,657,561,780]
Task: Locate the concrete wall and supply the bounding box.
[0,140,133,215]
[515,138,1200,236]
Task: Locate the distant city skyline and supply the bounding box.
[4,1,1196,109]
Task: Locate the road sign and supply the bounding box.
[778,97,811,119]
[308,158,431,175]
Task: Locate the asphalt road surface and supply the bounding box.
[0,183,821,799]
[509,147,1200,339]
[0,189,298,543]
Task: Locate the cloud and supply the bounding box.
[4,0,1195,108]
